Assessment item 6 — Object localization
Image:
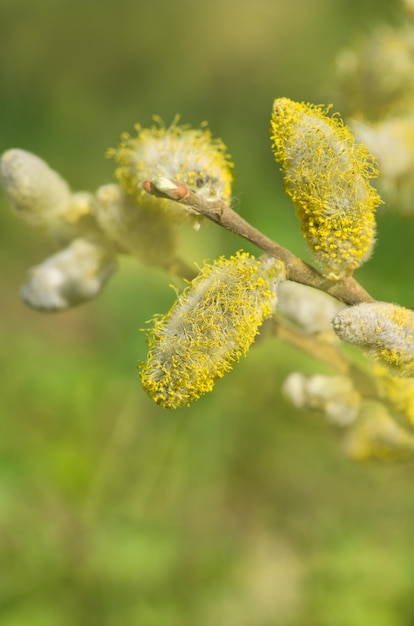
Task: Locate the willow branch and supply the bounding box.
[271,317,379,399]
[272,318,350,374]
[143,178,374,306]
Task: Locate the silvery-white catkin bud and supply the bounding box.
[21,238,117,312]
[277,281,345,334]
[0,149,71,225]
[344,400,414,461]
[351,116,414,216]
[283,372,360,426]
[333,25,414,121]
[95,183,176,267]
[333,302,414,377]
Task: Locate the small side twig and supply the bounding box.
[272,317,350,374]
[272,317,379,398]
[143,178,374,306]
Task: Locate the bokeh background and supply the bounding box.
[1,1,414,625]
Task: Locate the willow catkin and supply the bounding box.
[140,252,285,408]
[271,98,382,279]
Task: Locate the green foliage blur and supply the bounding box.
[1,1,414,625]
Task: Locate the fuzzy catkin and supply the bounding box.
[271,98,381,279]
[283,372,360,426]
[0,149,71,225]
[277,280,345,334]
[333,302,414,376]
[375,366,414,425]
[95,184,177,267]
[333,25,414,121]
[344,401,414,462]
[21,238,117,312]
[140,252,285,408]
[109,118,233,225]
[352,116,414,216]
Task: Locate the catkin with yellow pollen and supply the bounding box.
[344,400,414,462]
[374,366,414,425]
[109,117,233,225]
[271,98,382,279]
[333,302,414,376]
[140,251,285,409]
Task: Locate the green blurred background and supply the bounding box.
[2,1,414,625]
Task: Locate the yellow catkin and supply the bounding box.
[140,252,285,408]
[271,98,382,279]
[373,365,414,426]
[333,302,414,376]
[108,118,234,225]
[344,400,414,462]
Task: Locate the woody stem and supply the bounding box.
[143,178,374,306]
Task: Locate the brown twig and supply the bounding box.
[143,178,374,306]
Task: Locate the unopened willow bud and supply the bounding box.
[333,25,414,121]
[109,117,233,224]
[0,149,71,225]
[95,184,176,267]
[277,280,345,334]
[283,372,360,426]
[21,238,117,312]
[344,401,414,462]
[333,302,414,376]
[352,116,414,216]
[271,98,381,279]
[140,252,285,409]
